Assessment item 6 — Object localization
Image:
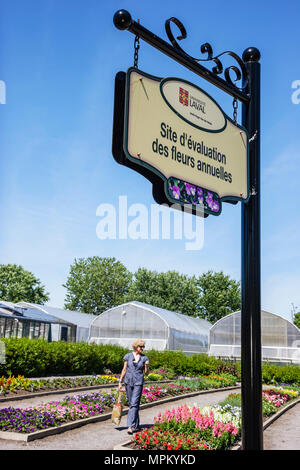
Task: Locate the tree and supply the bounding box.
[294,312,300,330]
[196,270,241,324]
[63,256,132,314]
[0,264,49,304]
[125,267,200,317]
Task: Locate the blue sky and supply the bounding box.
[0,0,299,321]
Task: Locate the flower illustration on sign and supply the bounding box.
[167,177,221,215]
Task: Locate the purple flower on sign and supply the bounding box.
[169,185,180,200]
[184,183,196,196]
[206,192,214,209]
[211,200,220,212]
[167,177,221,214]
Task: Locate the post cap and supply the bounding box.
[242,47,261,63]
[113,10,132,30]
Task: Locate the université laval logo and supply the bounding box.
[179,87,189,106]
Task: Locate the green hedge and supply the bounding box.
[0,338,240,378]
[0,338,299,385]
[262,362,300,386]
[0,338,127,377]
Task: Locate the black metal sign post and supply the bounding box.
[113,10,262,450]
[241,48,263,450]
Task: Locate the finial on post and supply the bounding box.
[113,10,132,30]
[242,47,261,63]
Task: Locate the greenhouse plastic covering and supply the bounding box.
[209,310,300,364]
[17,302,95,342]
[0,301,59,323]
[89,301,212,354]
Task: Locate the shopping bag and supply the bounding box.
[111,390,123,425]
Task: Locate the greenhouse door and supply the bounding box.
[60,326,68,341]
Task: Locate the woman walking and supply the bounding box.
[118,339,149,434]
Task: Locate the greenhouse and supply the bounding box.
[208,310,300,364]
[88,301,212,354]
[0,301,61,341]
[17,302,95,342]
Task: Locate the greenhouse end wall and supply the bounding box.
[208,310,300,364]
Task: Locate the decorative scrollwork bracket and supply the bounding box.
[113,9,250,103]
[165,17,248,91]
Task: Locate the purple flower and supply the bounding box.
[211,200,220,212]
[184,183,196,196]
[169,185,180,200]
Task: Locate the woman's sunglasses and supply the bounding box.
[138,345,145,349]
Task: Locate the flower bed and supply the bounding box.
[0,390,115,433]
[131,405,239,450]
[217,387,299,418]
[128,385,299,451]
[0,407,61,433]
[262,388,298,408]
[0,375,237,434]
[0,374,119,398]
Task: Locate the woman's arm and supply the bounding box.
[118,361,127,389]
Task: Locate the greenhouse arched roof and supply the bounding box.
[90,300,212,334]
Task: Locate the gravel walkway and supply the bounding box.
[263,401,300,450]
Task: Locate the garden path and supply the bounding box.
[0,386,299,450]
[263,401,300,450]
[0,388,236,450]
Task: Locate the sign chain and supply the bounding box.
[134,35,140,67]
[133,20,140,68]
[233,97,238,124]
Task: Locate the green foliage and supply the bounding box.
[218,392,278,417]
[150,367,176,379]
[218,393,241,408]
[125,268,200,317]
[262,397,277,416]
[293,312,300,330]
[196,270,241,323]
[0,338,240,378]
[0,264,49,304]
[146,373,162,381]
[62,256,241,323]
[262,362,300,386]
[63,256,132,314]
[1,338,298,387]
[0,337,129,377]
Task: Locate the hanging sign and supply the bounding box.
[117,68,249,216]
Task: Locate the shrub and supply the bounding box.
[0,338,129,377]
[146,373,162,381]
[262,363,300,386]
[1,338,298,384]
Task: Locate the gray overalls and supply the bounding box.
[123,352,149,429]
